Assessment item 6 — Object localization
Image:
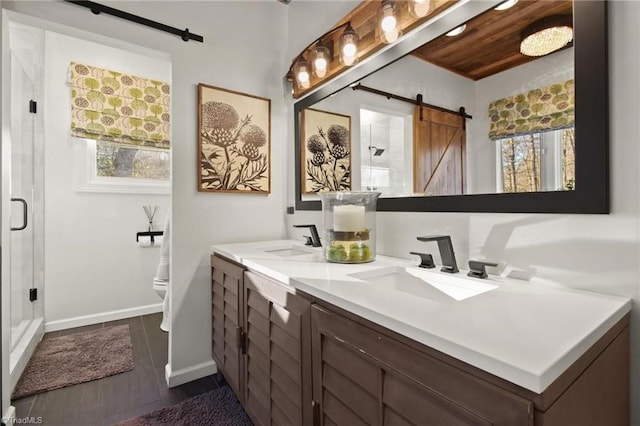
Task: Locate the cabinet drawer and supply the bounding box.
[211,254,245,403]
[311,304,533,426]
[243,271,313,426]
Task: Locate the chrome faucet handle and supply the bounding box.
[467,260,499,279]
[409,252,435,269]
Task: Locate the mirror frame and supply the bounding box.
[294,0,608,214]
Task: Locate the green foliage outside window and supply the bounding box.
[96,141,169,180]
[500,127,574,193]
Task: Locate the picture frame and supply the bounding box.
[301,108,351,194]
[198,83,271,193]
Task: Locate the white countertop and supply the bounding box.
[212,239,632,394]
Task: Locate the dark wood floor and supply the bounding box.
[12,313,222,426]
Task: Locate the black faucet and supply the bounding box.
[293,224,322,247]
[409,252,435,269]
[467,260,498,279]
[416,235,459,273]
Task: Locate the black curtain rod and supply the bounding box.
[64,0,204,43]
[351,83,472,120]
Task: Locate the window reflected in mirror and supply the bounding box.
[497,127,575,193]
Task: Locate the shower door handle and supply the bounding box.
[10,198,28,231]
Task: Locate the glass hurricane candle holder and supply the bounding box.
[317,191,381,264]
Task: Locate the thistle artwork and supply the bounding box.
[198,84,271,193]
[302,108,351,193]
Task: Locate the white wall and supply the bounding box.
[1,0,290,383]
[287,1,640,424]
[42,30,170,328]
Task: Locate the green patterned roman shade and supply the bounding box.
[70,62,170,149]
[488,79,574,139]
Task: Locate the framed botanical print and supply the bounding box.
[301,108,351,194]
[198,83,271,193]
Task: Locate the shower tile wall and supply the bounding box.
[360,115,410,196]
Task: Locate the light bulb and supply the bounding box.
[342,52,357,66]
[339,24,359,66]
[311,45,330,78]
[298,74,310,89]
[342,43,356,57]
[293,60,311,89]
[383,28,400,43]
[314,57,327,77]
[410,0,432,18]
[379,2,401,44]
[342,54,356,66]
[381,14,397,33]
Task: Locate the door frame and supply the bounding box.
[1,8,17,422]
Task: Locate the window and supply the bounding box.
[76,139,170,194]
[70,62,170,194]
[497,127,574,193]
[95,141,169,180]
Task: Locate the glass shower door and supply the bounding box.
[9,53,37,351]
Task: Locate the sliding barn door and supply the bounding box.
[413,105,466,196]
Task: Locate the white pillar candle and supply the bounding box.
[333,205,366,232]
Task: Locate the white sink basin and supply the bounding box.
[348,267,498,302]
[263,245,319,258]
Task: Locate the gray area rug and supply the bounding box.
[117,386,253,426]
[12,324,134,399]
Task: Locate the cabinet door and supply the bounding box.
[311,305,533,426]
[243,271,312,426]
[211,254,244,402]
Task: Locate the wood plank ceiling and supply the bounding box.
[411,0,573,81]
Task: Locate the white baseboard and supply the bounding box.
[164,359,217,388]
[44,303,163,332]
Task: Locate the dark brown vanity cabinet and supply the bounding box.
[211,254,244,401]
[212,254,630,426]
[310,304,533,426]
[309,303,629,426]
[243,271,313,426]
[211,255,312,426]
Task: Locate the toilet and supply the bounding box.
[153,278,170,332]
[154,215,170,332]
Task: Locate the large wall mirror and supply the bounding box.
[294,0,608,213]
